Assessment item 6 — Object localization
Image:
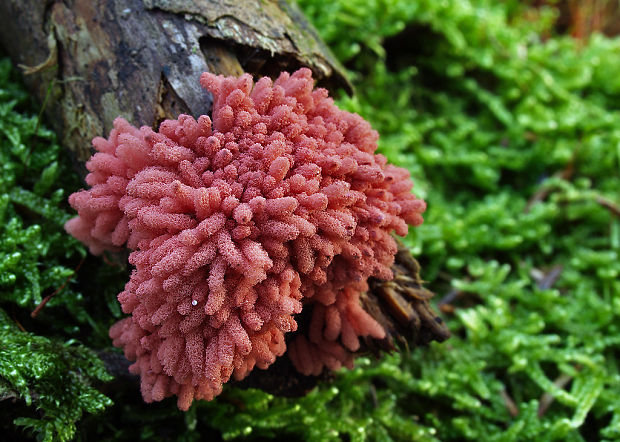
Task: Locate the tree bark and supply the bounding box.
[0,0,351,164]
[0,0,449,396]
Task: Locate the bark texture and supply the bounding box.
[0,0,350,163]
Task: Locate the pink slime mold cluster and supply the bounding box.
[66,68,426,410]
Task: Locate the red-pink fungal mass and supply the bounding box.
[66,68,426,410]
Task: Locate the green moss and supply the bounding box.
[0,58,113,441]
[3,1,620,440]
[291,0,620,440]
[0,309,112,442]
[0,58,85,309]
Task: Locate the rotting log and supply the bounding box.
[0,0,350,165]
[0,0,448,397]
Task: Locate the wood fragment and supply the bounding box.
[363,240,451,352]
[12,315,27,333]
[438,288,462,314]
[595,195,620,218]
[500,388,519,417]
[537,372,574,417]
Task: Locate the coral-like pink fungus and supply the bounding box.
[66,68,426,410]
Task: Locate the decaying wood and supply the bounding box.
[0,0,350,164]
[364,241,450,352]
[0,0,449,397]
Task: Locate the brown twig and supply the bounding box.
[12,315,27,332]
[500,388,520,417]
[31,256,85,318]
[537,372,575,417]
[557,193,620,218]
[595,195,620,218]
[438,288,462,314]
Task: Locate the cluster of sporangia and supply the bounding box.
[66,68,426,410]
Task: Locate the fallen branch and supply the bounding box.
[31,257,85,318]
